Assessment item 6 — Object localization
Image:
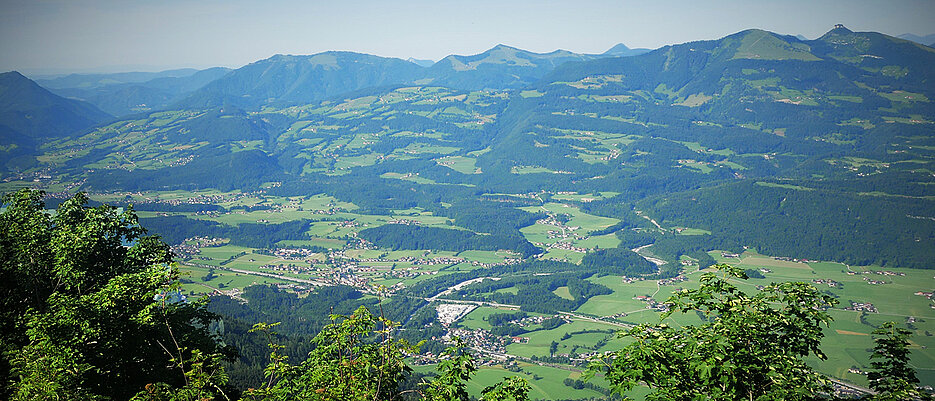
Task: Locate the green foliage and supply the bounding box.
[868,322,932,401]
[480,376,531,401]
[421,340,529,401]
[241,315,529,401]
[358,224,541,258]
[0,189,226,399]
[579,247,656,276]
[641,181,935,268]
[421,340,477,401]
[242,306,414,400]
[587,264,837,400]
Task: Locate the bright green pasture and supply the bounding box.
[410,363,607,400]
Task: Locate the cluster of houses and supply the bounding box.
[469,258,524,269]
[634,295,669,312]
[536,215,574,228]
[862,276,888,285]
[511,314,570,328]
[772,256,815,263]
[600,150,621,162]
[811,279,841,288]
[444,328,512,355]
[387,219,421,225]
[845,301,878,313]
[546,229,584,240]
[397,256,464,266]
[542,241,589,253]
[260,263,315,275]
[268,247,319,259]
[658,275,688,286]
[171,236,226,259]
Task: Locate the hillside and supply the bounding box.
[0,71,112,139]
[423,44,600,90]
[176,52,425,109]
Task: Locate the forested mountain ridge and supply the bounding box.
[175,52,427,109]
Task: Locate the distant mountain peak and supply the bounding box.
[603,43,631,54]
[601,43,651,57]
[490,44,521,52]
[729,29,821,61]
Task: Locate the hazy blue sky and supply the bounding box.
[1,0,933,74]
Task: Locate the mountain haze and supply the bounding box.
[43,67,232,116]
[896,33,935,45]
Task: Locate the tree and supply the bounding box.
[868,321,932,401]
[587,264,837,400]
[0,190,226,399]
[421,339,530,401]
[243,309,529,401]
[242,306,414,401]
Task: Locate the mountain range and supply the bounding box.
[1,26,934,269]
[897,33,935,46]
[22,42,649,117]
[35,67,232,116]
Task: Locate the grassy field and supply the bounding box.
[569,250,935,388]
[412,363,611,400]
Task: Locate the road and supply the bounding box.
[558,311,633,329]
[427,276,500,302]
[429,297,521,309]
[469,347,584,372]
[183,262,332,287]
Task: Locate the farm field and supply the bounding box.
[574,250,935,388]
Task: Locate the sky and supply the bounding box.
[1,0,934,75]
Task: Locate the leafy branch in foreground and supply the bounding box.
[868,321,932,401]
[1,189,228,400]
[243,308,529,401]
[587,264,837,400]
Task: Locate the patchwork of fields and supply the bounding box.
[36,186,929,398]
